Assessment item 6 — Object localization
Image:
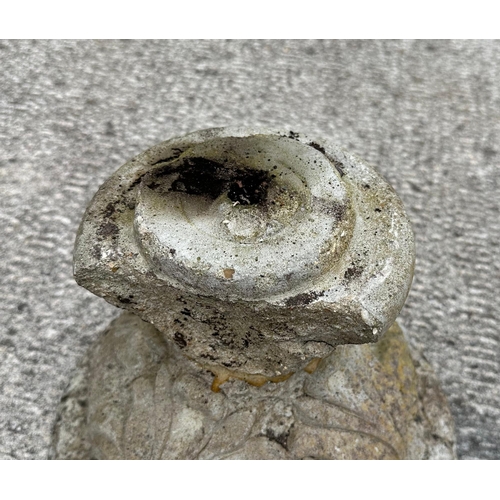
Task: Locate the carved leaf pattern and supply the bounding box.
[51,313,455,460]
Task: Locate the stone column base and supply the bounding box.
[50,312,456,460]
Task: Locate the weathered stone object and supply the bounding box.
[53,128,455,459]
[74,127,414,384]
[52,313,455,459]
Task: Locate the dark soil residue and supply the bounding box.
[285,290,325,307]
[167,157,272,206]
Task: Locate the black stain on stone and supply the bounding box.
[97,221,119,238]
[166,157,271,206]
[102,202,116,218]
[151,148,184,166]
[125,149,185,193]
[227,170,269,205]
[174,332,187,348]
[285,290,324,307]
[146,180,162,190]
[117,296,133,304]
[127,175,147,192]
[308,142,345,177]
[331,159,345,177]
[265,428,290,450]
[308,141,326,155]
[312,197,347,221]
[92,245,102,260]
[344,263,363,281]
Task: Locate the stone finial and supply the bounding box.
[74,127,415,384]
[53,128,456,460]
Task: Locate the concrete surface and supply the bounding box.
[0,39,499,459]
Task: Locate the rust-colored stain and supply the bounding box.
[223,268,235,279]
[211,373,230,393]
[208,366,294,393]
[304,357,322,374]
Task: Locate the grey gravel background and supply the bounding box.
[1,39,499,460]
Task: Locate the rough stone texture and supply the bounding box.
[1,40,499,459]
[50,312,455,460]
[74,127,414,379]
